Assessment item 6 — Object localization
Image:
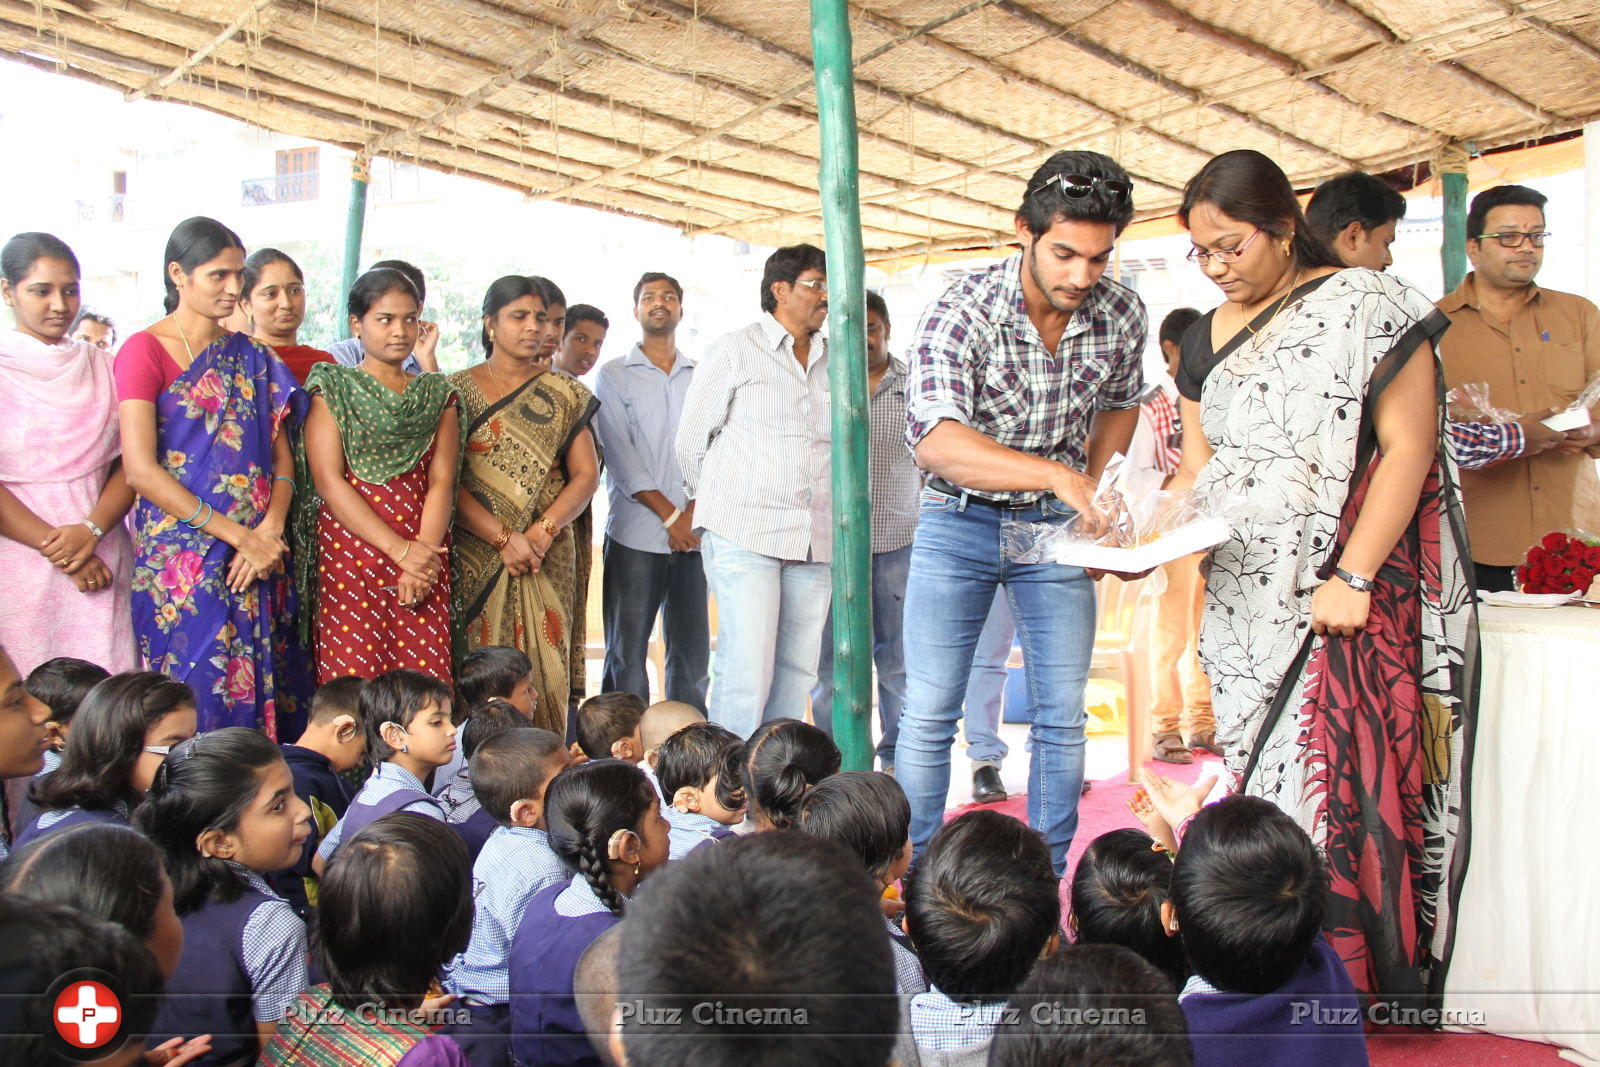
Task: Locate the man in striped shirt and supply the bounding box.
[898,151,1148,875]
[675,245,833,737]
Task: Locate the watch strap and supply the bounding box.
[1333,566,1374,592]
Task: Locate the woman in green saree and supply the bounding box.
[450,275,600,735]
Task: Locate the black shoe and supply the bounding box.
[972,765,1007,804]
[1081,778,1093,796]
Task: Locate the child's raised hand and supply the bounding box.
[1127,787,1179,854]
[145,1034,213,1065]
[1137,767,1218,844]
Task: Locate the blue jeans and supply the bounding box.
[600,537,710,711]
[812,543,912,769]
[701,530,832,739]
[963,588,1014,769]
[898,488,1095,874]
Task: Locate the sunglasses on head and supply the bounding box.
[1029,173,1134,202]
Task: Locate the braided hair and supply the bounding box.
[741,718,840,831]
[544,759,657,917]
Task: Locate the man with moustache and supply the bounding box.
[593,273,709,710]
[897,151,1147,875]
[1437,185,1600,591]
[676,245,832,737]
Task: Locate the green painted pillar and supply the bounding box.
[1441,146,1469,292]
[810,0,873,771]
[342,154,371,298]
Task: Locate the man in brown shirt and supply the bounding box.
[1438,184,1600,590]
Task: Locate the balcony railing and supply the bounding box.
[241,172,320,206]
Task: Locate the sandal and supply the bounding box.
[1186,728,1224,757]
[1152,730,1193,765]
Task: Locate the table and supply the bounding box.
[1443,604,1600,1063]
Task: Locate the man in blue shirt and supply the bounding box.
[593,272,709,710]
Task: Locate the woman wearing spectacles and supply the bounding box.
[1166,150,1474,1002]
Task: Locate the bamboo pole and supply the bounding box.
[810,0,873,771]
[341,153,370,302]
[1439,143,1470,292]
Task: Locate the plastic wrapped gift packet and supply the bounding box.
[1001,454,1243,574]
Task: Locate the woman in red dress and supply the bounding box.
[301,268,460,683]
[241,249,333,385]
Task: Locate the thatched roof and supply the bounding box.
[3,0,1596,255]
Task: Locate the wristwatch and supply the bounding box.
[1333,566,1374,592]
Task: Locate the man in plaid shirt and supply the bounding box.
[898,150,1149,874]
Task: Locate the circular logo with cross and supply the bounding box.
[44,969,132,1061]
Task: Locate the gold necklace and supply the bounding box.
[172,315,196,363]
[1244,270,1302,338]
[486,357,535,401]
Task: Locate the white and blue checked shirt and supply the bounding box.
[664,806,730,860]
[554,872,614,918]
[885,916,928,996]
[676,314,832,562]
[316,762,441,861]
[234,864,310,1023]
[868,359,921,554]
[908,985,1007,1056]
[906,253,1147,506]
[448,825,568,1004]
[437,764,481,825]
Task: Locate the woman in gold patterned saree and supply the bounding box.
[450,275,599,734]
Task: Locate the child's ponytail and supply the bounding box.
[545,760,656,917]
[741,719,840,831]
[134,727,283,915]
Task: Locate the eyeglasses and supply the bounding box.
[1185,228,1265,265]
[1476,231,1550,248]
[792,278,827,295]
[1029,173,1134,202]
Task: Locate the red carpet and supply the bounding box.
[942,760,1572,1067]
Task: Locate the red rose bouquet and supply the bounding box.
[1517,531,1600,595]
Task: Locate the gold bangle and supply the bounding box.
[491,525,513,550]
[397,541,412,564]
[534,516,558,538]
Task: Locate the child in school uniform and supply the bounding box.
[989,944,1192,1066]
[508,759,670,1067]
[438,699,534,861]
[136,727,314,1066]
[262,813,474,1066]
[1166,796,1368,1067]
[17,670,196,848]
[798,770,924,995]
[1070,828,1189,990]
[271,674,366,918]
[435,645,536,798]
[443,727,570,1065]
[740,717,840,831]
[902,810,1063,1066]
[616,832,900,1067]
[315,669,456,869]
[656,721,745,858]
[572,691,646,763]
[13,656,108,833]
[0,645,60,859]
[637,699,705,802]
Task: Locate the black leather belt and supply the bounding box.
[925,476,1042,510]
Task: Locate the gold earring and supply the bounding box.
[1284,241,1292,257]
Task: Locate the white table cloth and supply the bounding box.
[1443,604,1600,1063]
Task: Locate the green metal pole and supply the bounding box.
[341,153,370,299]
[810,0,873,772]
[1441,149,1469,292]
